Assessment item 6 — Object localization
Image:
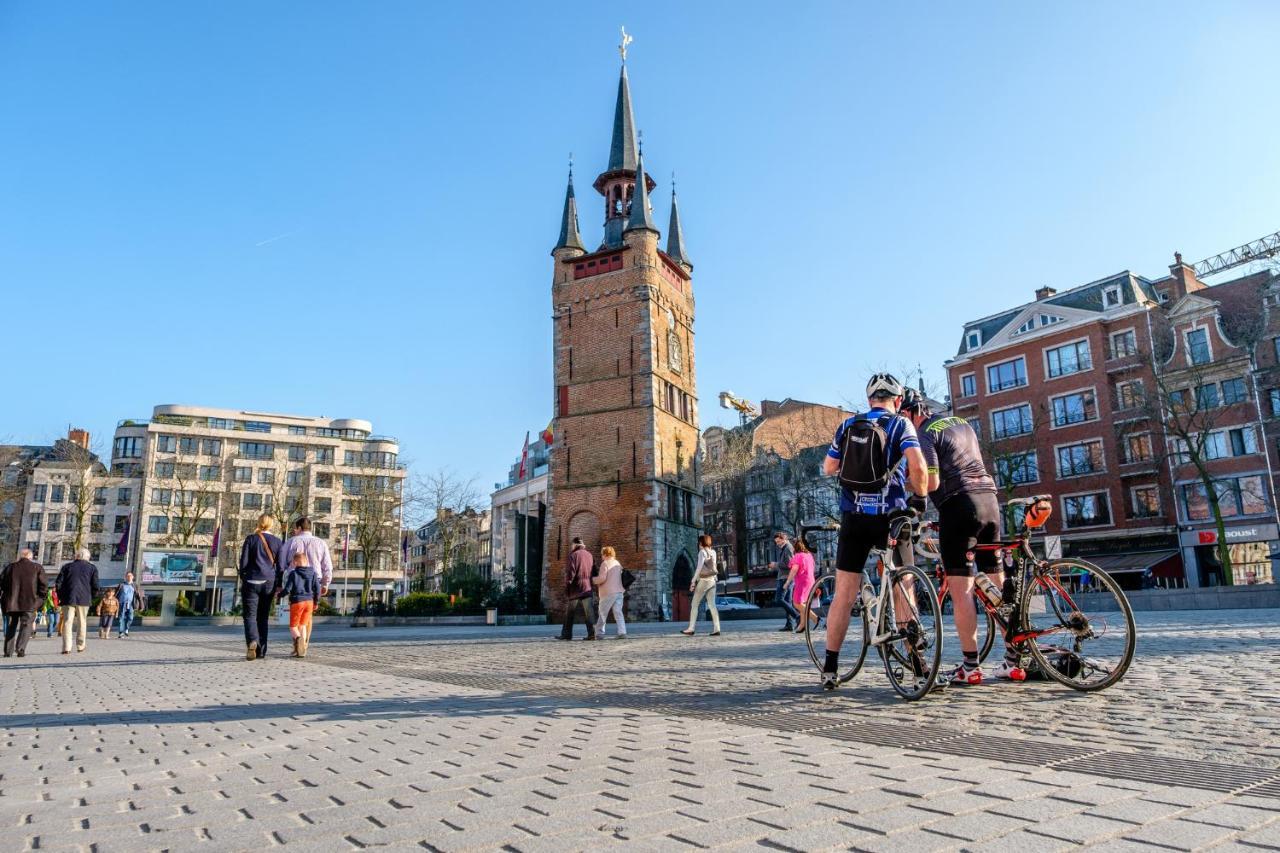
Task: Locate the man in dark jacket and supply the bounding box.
[558,537,597,641]
[238,513,283,660]
[1,549,48,657]
[55,549,100,654]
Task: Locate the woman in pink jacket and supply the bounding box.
[593,546,628,638]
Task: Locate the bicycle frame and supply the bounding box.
[860,515,917,648]
[938,524,1089,647]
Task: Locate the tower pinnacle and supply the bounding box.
[665,179,692,269]
[624,145,657,235]
[553,162,585,254]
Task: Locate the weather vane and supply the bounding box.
[619,26,633,62]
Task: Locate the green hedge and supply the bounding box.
[394,592,483,617]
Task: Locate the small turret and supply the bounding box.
[552,166,585,255]
[665,182,692,270]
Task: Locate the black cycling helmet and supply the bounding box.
[901,388,932,417]
[866,372,904,400]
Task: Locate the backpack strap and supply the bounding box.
[257,533,276,566]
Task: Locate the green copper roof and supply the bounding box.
[608,66,639,172]
[624,151,657,235]
[665,187,691,269]
[553,169,585,253]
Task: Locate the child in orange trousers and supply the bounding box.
[280,551,320,657]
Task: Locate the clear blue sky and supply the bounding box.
[3,2,1278,492]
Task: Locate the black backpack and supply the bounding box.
[838,412,895,493]
[620,569,637,590]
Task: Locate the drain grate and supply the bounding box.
[925,734,1101,766]
[1054,752,1280,794]
[815,721,961,750]
[1245,780,1280,800]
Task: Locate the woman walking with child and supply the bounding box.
[681,534,721,637]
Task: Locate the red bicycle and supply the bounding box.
[923,496,1136,692]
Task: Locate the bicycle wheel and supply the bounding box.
[879,565,944,701]
[1019,560,1135,692]
[804,573,868,684]
[939,585,996,664]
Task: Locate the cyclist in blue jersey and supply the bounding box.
[819,374,929,690]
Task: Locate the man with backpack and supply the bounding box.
[818,373,928,690]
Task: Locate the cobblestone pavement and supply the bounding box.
[1,609,1278,851]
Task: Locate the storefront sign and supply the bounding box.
[1179,523,1279,547]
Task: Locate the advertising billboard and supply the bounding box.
[139,548,208,587]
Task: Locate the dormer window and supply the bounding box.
[1040,314,1064,327]
[1104,285,1122,308]
[1014,318,1036,336]
[966,330,982,350]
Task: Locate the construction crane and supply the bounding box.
[1192,230,1280,279]
[718,391,759,425]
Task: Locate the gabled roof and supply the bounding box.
[955,272,1153,357]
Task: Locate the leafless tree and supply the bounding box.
[413,468,481,592]
[53,438,102,555]
[345,463,405,609]
[1122,304,1268,585]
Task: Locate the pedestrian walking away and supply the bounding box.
[787,536,818,633]
[770,532,800,631]
[41,588,59,638]
[903,389,1025,685]
[593,546,627,638]
[558,537,597,640]
[54,549,100,655]
[1,549,48,658]
[278,516,333,604]
[239,513,283,661]
[114,572,140,638]
[682,534,721,636]
[279,550,320,658]
[819,373,929,690]
[96,588,119,639]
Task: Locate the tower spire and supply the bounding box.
[665,176,692,270]
[553,159,585,254]
[624,139,657,235]
[607,64,639,173]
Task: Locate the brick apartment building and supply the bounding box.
[948,255,1279,588]
[544,55,700,620]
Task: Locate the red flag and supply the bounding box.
[343,527,350,561]
[114,516,130,559]
[540,420,554,447]
[210,523,221,560]
[518,431,531,480]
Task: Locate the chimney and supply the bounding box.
[67,428,90,449]
[1167,251,1205,300]
[1035,286,1057,301]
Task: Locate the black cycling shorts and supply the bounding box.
[836,512,889,573]
[937,491,1001,577]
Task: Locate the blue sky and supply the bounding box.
[3,2,1278,492]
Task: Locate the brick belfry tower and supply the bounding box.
[545,46,700,621]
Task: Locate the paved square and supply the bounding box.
[2,609,1278,851]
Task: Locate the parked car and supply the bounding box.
[712,595,759,612]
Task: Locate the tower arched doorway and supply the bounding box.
[671,551,694,622]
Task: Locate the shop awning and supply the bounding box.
[1080,550,1181,577]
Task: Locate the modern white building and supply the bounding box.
[489,433,550,602]
[109,404,406,611]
